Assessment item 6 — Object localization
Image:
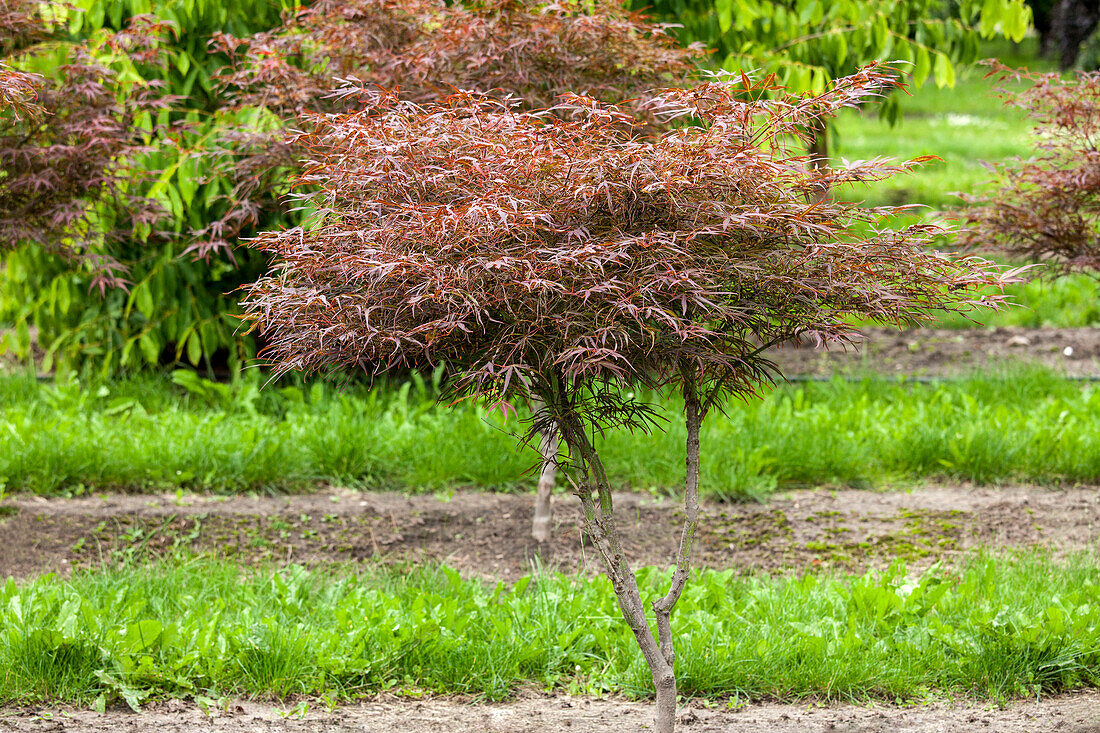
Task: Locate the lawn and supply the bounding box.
[1,554,1097,708]
[2,367,1099,498]
[833,39,1048,210]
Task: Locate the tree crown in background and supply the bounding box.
[962,62,1100,272]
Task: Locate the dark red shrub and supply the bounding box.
[0,6,170,288]
[198,0,706,256]
[961,62,1100,270]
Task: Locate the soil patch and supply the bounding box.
[768,326,1100,377]
[2,485,1097,580]
[2,691,1099,732]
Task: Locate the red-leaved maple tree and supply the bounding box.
[213,0,705,541]
[241,65,1013,732]
[961,62,1100,271]
[0,3,169,289]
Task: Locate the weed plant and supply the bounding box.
[0,554,1096,707]
[0,367,1096,498]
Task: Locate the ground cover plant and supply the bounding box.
[1,367,1099,497]
[0,554,1097,709]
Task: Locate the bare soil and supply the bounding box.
[3,690,1100,733]
[2,484,1097,580]
[768,326,1100,377]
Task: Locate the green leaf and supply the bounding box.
[716,0,733,34]
[136,283,154,317]
[124,619,165,652]
[913,46,931,87]
[799,0,820,26]
[933,53,955,88]
[139,332,161,365]
[187,331,202,366]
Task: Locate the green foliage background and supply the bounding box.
[1,0,297,375]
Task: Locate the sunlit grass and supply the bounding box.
[835,40,1052,209]
[0,553,1097,706]
[1,367,1098,499]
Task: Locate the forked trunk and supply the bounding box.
[553,377,704,733]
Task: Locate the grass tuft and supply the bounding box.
[1,367,1099,497]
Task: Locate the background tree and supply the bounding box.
[0,2,171,296]
[0,0,295,373]
[961,63,1100,270]
[632,0,1031,161]
[1051,0,1100,68]
[240,66,1013,732]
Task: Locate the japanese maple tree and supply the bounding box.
[215,0,705,539]
[962,62,1100,271]
[0,2,169,288]
[241,66,1012,732]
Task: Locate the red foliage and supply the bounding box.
[961,62,1100,271]
[214,0,705,116]
[0,62,40,118]
[196,0,705,259]
[0,5,171,288]
[242,65,1014,417]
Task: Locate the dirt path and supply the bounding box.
[3,484,1097,580]
[6,327,1100,382]
[768,326,1100,377]
[3,691,1099,732]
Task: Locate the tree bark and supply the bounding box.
[531,417,557,544]
[550,375,705,733]
[1050,0,1100,69]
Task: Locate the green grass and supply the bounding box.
[934,272,1100,328]
[1,367,1098,498]
[834,40,1052,209]
[0,554,1097,707]
[851,269,1100,330]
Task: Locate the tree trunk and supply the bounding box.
[531,422,557,544]
[807,116,831,203]
[1050,0,1100,69]
[549,374,704,733]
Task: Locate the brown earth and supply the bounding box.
[768,326,1100,377]
[5,327,1100,382]
[3,690,1100,733]
[2,484,1097,580]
